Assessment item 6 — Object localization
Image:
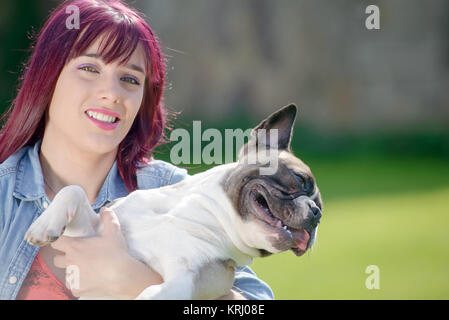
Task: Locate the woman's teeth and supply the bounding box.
[86,110,117,123]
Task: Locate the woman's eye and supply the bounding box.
[121,76,140,86]
[78,65,99,73]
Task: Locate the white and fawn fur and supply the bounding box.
[25,163,257,300]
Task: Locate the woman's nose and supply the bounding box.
[97,75,121,104]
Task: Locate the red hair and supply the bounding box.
[0,0,168,192]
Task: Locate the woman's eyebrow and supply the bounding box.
[124,63,145,75]
[80,53,145,75]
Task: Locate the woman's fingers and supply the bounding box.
[53,253,67,268]
[51,235,76,252]
[99,207,122,235]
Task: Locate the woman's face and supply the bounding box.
[45,35,146,156]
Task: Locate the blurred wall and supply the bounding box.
[140,0,449,132]
[1,0,448,135]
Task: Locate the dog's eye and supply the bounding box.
[296,175,305,186]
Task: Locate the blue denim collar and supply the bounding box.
[12,139,127,210]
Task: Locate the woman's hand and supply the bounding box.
[218,290,248,300]
[51,207,163,299]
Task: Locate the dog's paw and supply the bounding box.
[135,285,163,300]
[24,209,69,246]
[25,229,64,246]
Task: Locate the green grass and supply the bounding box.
[251,186,449,299]
[247,156,449,299]
[304,155,449,202]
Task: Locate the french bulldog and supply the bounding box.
[25,104,323,300]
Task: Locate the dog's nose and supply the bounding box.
[311,206,321,217]
[308,201,322,223]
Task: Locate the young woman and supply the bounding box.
[0,0,273,300]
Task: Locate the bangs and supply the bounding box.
[68,20,149,71]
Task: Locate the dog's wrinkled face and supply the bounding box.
[223,104,323,257]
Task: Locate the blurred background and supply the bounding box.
[1,0,448,299]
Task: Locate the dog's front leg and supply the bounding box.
[135,259,236,300]
[25,185,101,246]
[135,270,197,300]
[192,259,237,300]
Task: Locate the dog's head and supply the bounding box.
[223,104,322,257]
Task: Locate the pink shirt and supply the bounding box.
[16,251,76,300]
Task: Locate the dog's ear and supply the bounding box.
[238,104,298,161]
[251,103,297,151]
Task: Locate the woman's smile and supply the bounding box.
[85,108,121,131]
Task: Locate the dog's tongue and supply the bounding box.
[290,229,310,251]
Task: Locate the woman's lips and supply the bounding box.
[86,115,119,131]
[85,108,120,131]
[86,108,121,119]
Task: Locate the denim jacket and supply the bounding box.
[0,140,274,300]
